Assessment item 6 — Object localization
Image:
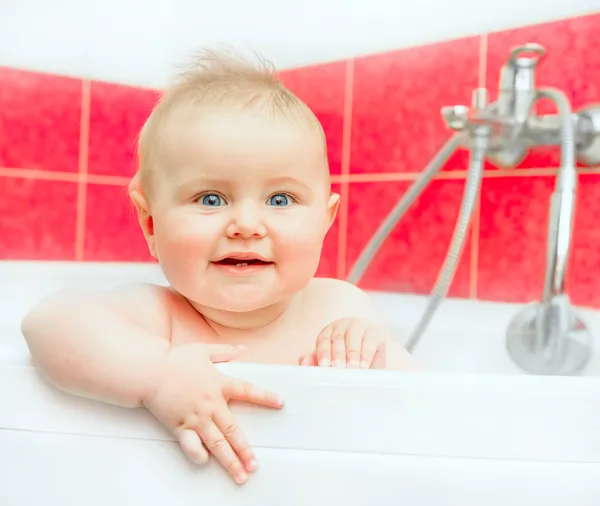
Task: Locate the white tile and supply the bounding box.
[2,0,600,85]
[0,0,88,78]
[85,0,172,87]
[168,0,600,72]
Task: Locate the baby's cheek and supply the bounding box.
[279,230,324,266]
[159,219,213,253]
[155,223,214,282]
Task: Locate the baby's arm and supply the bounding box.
[21,284,282,483]
[20,284,174,407]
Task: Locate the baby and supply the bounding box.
[21,48,416,485]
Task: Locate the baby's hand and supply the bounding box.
[299,317,390,369]
[143,344,284,484]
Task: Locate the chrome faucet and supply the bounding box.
[348,43,600,374]
[443,44,600,375]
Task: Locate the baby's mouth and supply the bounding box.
[214,257,273,268]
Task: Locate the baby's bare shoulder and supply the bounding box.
[303,278,384,324]
[305,277,370,301]
[104,283,174,338]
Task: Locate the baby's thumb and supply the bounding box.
[206,344,247,363]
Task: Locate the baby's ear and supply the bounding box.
[129,189,157,258]
[326,190,340,229]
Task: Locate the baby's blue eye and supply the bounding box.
[268,194,291,207]
[200,194,225,207]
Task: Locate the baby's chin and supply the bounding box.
[185,294,292,332]
[212,295,284,314]
[186,289,285,314]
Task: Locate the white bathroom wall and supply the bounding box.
[1,0,599,88]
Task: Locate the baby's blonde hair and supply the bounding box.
[131,47,326,197]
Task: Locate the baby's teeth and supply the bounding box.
[236,262,248,267]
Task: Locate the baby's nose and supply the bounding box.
[227,204,267,238]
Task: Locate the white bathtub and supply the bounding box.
[1,261,600,505]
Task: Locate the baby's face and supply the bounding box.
[147,108,338,313]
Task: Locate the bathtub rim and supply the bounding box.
[2,360,600,464]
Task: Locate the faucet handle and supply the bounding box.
[441,90,496,132]
[507,43,546,69]
[497,43,546,121]
[441,105,469,131]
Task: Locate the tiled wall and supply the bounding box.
[1,13,600,308]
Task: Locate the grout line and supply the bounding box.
[482,167,559,178]
[336,182,350,279]
[335,167,566,183]
[3,166,600,186]
[577,167,600,175]
[75,79,91,262]
[0,167,79,182]
[469,188,481,299]
[0,167,136,187]
[478,34,488,89]
[337,58,354,280]
[87,174,132,186]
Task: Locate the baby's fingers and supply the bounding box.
[330,328,348,368]
[360,327,383,368]
[206,344,247,363]
[214,408,258,475]
[224,378,284,409]
[344,321,366,368]
[299,351,317,366]
[198,419,248,484]
[315,324,333,366]
[176,428,209,465]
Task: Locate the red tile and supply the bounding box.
[0,177,77,259]
[351,36,480,174]
[478,176,554,302]
[485,13,600,170]
[315,183,340,278]
[278,62,346,175]
[345,179,471,296]
[88,82,160,177]
[568,173,600,308]
[83,183,154,261]
[0,68,82,172]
